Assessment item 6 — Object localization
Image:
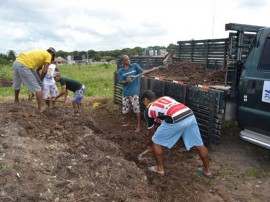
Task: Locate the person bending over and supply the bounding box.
[141,90,213,178]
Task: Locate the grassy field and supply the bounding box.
[0,63,117,98]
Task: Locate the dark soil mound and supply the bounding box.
[149,61,226,85]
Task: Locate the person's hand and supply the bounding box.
[126,77,132,83]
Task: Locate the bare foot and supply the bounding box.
[134,128,140,133]
[122,123,130,127]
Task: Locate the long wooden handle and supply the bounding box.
[131,65,167,79]
[43,99,65,103]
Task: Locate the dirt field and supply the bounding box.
[0,97,269,202]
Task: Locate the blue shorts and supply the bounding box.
[152,115,203,150]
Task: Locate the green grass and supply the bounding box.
[220,167,233,180]
[57,63,117,97]
[0,164,6,172]
[219,166,262,181]
[238,168,261,179]
[0,64,13,79]
[0,63,117,98]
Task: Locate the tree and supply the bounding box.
[132,46,143,56]
[167,43,177,53]
[87,50,96,59]
[7,50,16,61]
[0,53,9,64]
[121,48,132,56]
[57,50,69,58]
[94,53,101,61]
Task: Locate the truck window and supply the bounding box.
[258,37,270,71]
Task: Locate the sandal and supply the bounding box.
[148,166,165,176]
[196,167,214,179]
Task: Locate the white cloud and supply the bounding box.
[0,0,270,55]
[236,0,268,9]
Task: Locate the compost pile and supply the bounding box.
[0,101,156,201]
[148,61,226,85]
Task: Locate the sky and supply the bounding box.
[0,0,269,55]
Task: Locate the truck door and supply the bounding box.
[238,36,270,135]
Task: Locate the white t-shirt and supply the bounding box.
[43,64,57,85]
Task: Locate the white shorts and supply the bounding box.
[43,84,59,99]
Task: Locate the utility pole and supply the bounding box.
[212,0,216,39]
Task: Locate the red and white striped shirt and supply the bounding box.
[144,96,193,128]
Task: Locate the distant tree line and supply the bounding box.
[57,44,177,61]
[0,50,16,64]
[0,44,177,64]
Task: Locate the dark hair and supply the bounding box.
[47,48,56,62]
[141,90,156,101]
[47,47,56,54]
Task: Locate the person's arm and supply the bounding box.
[122,77,132,84]
[144,108,156,150]
[147,127,156,151]
[64,90,68,103]
[40,62,50,81]
[36,66,42,78]
[118,69,130,85]
[132,63,159,79]
[140,67,159,77]
[55,85,67,100]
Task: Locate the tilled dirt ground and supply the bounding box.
[0,98,269,202]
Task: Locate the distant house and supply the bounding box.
[54,57,66,64]
[145,49,167,56]
[159,49,167,56]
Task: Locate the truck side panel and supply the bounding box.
[237,30,270,135]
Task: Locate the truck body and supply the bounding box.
[235,25,270,149]
[114,23,270,149]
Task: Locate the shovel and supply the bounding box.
[129,53,173,81]
[43,98,65,103]
[138,149,149,161]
